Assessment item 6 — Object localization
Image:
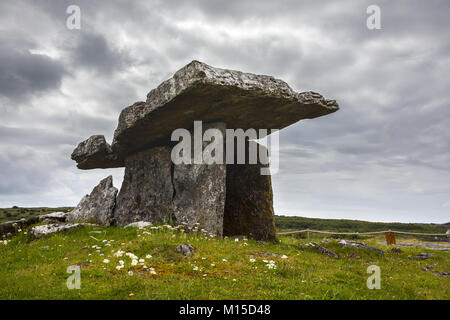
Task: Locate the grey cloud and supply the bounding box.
[0,37,67,102]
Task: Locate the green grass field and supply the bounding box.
[1,223,448,300]
[0,207,73,223]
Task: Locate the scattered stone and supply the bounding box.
[422,266,434,271]
[125,221,153,229]
[413,252,434,260]
[175,244,195,258]
[432,271,449,277]
[39,212,68,223]
[31,223,82,239]
[305,242,339,259]
[67,176,118,226]
[390,247,403,254]
[321,238,331,243]
[338,240,384,256]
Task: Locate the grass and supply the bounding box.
[0,207,73,223]
[0,224,449,300]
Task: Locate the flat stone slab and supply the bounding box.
[30,223,82,239]
[107,60,339,160]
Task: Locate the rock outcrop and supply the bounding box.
[30,223,82,239]
[67,176,118,226]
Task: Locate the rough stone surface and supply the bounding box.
[172,122,226,236]
[30,223,82,239]
[338,240,385,256]
[71,135,123,169]
[175,244,195,257]
[113,146,174,226]
[125,221,153,229]
[223,141,276,241]
[111,60,339,158]
[39,212,68,223]
[67,176,118,225]
[306,242,339,259]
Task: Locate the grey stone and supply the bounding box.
[67,176,118,225]
[125,221,153,229]
[175,244,195,257]
[306,242,339,259]
[172,122,226,236]
[39,211,68,223]
[224,141,276,241]
[113,147,174,226]
[413,252,434,260]
[31,223,82,239]
[71,135,123,170]
[338,240,384,256]
[111,60,339,159]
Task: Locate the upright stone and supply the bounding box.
[224,141,276,240]
[172,122,226,236]
[113,146,174,226]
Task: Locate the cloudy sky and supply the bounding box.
[1,0,449,223]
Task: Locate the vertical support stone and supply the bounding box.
[113,146,174,226]
[223,141,276,240]
[172,122,226,236]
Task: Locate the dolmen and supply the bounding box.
[69,60,339,240]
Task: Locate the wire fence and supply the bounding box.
[277,229,449,237]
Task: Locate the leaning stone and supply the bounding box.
[71,135,123,169]
[111,60,339,158]
[125,221,153,229]
[175,244,194,257]
[113,147,174,226]
[31,223,81,239]
[67,176,118,226]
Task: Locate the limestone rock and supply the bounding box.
[125,221,153,229]
[111,60,339,158]
[113,147,174,226]
[338,240,384,256]
[71,135,123,170]
[224,142,276,241]
[39,211,68,223]
[31,223,81,239]
[67,176,118,225]
[306,242,339,259]
[172,122,226,236]
[175,244,194,257]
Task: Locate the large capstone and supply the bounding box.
[110,60,338,161]
[67,175,118,225]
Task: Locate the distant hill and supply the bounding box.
[275,215,449,234]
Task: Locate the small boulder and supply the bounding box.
[413,252,434,260]
[306,242,339,259]
[175,244,194,257]
[338,240,384,256]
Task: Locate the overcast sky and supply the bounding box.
[0,0,449,223]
